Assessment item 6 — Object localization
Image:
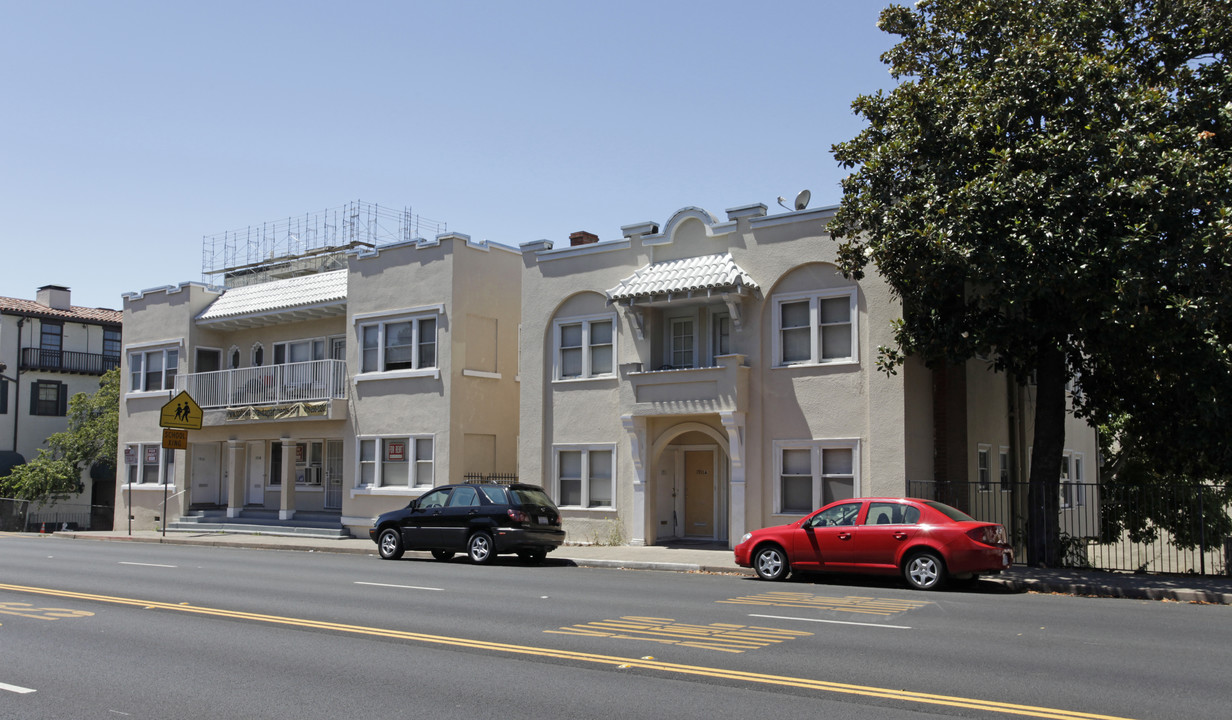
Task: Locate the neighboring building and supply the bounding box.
[116,208,522,537]
[518,202,1100,547]
[0,285,123,528]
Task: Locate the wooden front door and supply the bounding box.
[683,450,715,538]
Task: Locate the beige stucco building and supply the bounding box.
[115,233,521,537]
[519,202,1099,548]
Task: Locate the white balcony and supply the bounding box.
[176,359,347,410]
[622,354,749,416]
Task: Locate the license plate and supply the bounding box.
[537,516,548,525]
[1002,551,1011,567]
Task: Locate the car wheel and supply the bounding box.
[430,549,453,561]
[903,550,946,590]
[753,544,790,581]
[467,532,495,564]
[518,548,546,564]
[377,528,404,560]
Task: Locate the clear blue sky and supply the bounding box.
[0,0,897,310]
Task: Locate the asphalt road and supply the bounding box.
[1,535,1227,720]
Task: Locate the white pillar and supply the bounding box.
[621,414,648,546]
[721,411,746,547]
[226,440,244,518]
[279,437,296,520]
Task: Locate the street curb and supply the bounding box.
[36,533,1232,604]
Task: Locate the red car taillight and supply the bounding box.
[506,508,528,523]
[967,525,1008,546]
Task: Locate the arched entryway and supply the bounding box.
[648,421,731,544]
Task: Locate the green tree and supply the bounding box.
[829,0,1232,565]
[1,369,121,503]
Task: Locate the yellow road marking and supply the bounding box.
[719,591,932,616]
[0,601,95,621]
[547,616,811,653]
[0,583,1134,720]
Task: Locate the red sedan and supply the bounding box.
[733,497,1013,589]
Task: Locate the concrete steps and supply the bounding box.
[169,509,352,539]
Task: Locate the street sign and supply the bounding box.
[160,391,203,430]
[162,428,188,450]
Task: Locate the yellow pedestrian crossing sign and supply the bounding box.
[160,391,203,430]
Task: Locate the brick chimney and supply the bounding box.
[569,231,599,247]
[36,285,72,310]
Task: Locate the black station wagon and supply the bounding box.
[369,483,565,564]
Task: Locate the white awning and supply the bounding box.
[195,270,347,330]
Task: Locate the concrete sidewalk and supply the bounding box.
[39,529,1232,605]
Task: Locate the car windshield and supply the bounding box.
[508,487,556,508]
[923,500,976,522]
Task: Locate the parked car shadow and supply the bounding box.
[743,570,1021,595]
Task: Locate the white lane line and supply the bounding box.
[749,613,911,630]
[1,681,37,694]
[119,562,177,568]
[355,581,444,592]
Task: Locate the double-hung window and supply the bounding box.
[555,445,614,508]
[32,380,67,416]
[125,443,174,485]
[555,315,614,380]
[358,311,438,375]
[775,440,858,514]
[357,436,434,488]
[774,289,857,366]
[40,321,63,369]
[977,445,992,491]
[669,318,695,368]
[128,347,179,392]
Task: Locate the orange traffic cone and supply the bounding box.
[40,522,46,534]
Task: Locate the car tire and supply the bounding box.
[467,532,495,565]
[430,549,454,561]
[903,550,946,590]
[518,548,547,564]
[753,544,790,581]
[377,528,404,560]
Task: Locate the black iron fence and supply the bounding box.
[907,480,1232,576]
[0,498,114,532]
[462,472,520,485]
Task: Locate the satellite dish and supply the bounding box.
[777,190,812,212]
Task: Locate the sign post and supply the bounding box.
[159,391,202,537]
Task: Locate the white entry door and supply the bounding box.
[190,443,221,506]
[246,441,266,505]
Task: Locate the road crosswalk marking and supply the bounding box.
[718,591,932,616]
[546,616,812,653]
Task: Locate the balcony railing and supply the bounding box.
[622,354,749,415]
[176,359,348,409]
[20,348,120,375]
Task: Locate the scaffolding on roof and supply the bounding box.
[201,201,447,289]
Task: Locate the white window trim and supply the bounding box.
[771,438,860,516]
[553,443,617,510]
[351,434,435,496]
[977,444,992,492]
[552,313,617,382]
[771,288,858,368]
[121,442,176,489]
[356,310,441,379]
[125,342,182,398]
[667,316,697,369]
[1060,450,1085,508]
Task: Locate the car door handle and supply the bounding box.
[893,532,908,540]
[837,532,852,541]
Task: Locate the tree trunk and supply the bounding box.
[1027,344,1067,567]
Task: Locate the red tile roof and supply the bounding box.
[0,295,122,324]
